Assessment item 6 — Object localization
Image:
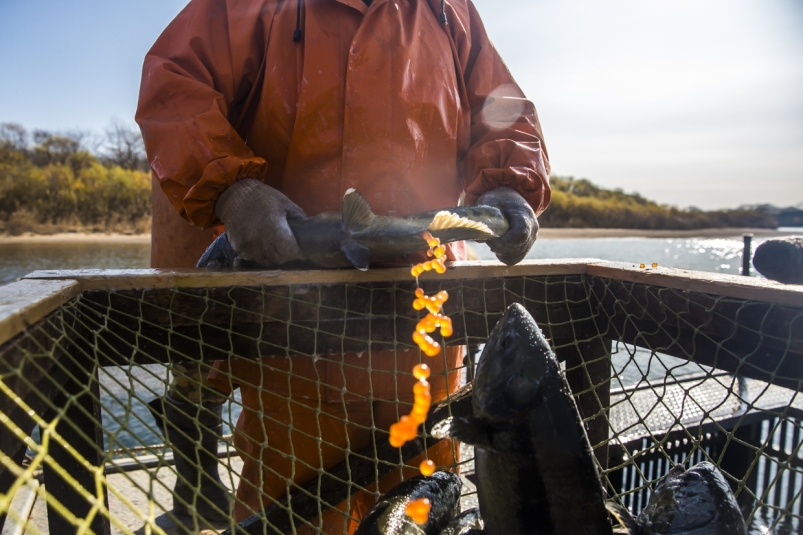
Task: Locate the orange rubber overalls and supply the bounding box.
[137,0,550,531]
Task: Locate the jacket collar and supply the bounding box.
[334,0,370,15]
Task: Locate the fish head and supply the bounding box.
[196,233,237,268]
[638,462,747,534]
[472,303,553,422]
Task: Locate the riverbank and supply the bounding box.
[0,232,151,244]
[537,227,801,239]
[1,227,799,245]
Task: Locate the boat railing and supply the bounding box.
[0,260,801,534]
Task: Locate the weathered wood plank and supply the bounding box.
[587,262,803,308]
[589,277,803,391]
[20,260,803,309]
[23,260,593,291]
[80,304,593,367]
[60,276,590,365]
[73,275,590,332]
[0,280,81,346]
[590,278,803,355]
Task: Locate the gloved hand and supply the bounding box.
[477,187,538,266]
[214,179,307,267]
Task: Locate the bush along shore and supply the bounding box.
[0,123,792,236]
[0,123,151,235]
[540,176,781,230]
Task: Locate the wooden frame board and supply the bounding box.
[3,259,800,348]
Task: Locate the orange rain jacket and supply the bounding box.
[137,0,550,528]
[136,0,550,232]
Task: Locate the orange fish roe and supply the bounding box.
[410,232,447,277]
[419,459,436,477]
[412,363,431,380]
[390,231,454,516]
[405,498,432,525]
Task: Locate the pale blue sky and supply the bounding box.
[1,0,801,209]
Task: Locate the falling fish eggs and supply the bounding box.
[419,460,436,476]
[391,232,453,525]
[405,498,432,525]
[412,363,430,380]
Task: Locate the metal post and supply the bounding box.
[742,234,753,276]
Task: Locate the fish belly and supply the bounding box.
[475,449,552,535]
[529,372,613,535]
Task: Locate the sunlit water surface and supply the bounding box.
[0,241,150,286]
[470,236,767,276]
[0,235,772,286]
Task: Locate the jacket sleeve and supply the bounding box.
[135,0,270,228]
[455,1,551,215]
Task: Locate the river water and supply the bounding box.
[0,233,786,286]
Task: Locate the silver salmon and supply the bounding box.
[197,188,509,270]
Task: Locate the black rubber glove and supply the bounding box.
[477,187,538,266]
[214,179,308,267]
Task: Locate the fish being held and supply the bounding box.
[607,462,748,535]
[197,188,510,270]
[439,507,484,535]
[353,471,462,535]
[448,303,612,535]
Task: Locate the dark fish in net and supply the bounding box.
[448,303,612,535]
[607,462,748,535]
[753,236,803,284]
[353,471,462,535]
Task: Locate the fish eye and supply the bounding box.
[500,331,516,351]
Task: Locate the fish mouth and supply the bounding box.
[502,303,531,324]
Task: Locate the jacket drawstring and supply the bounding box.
[440,0,447,24]
[293,0,303,42]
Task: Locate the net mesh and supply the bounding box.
[0,271,801,534]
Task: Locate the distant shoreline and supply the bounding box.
[0,233,151,244]
[0,227,799,245]
[537,227,801,239]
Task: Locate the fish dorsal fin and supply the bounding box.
[342,188,375,231]
[605,501,639,534]
[428,211,494,237]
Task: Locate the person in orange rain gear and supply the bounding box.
[136,0,551,531]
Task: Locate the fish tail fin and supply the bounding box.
[428,211,495,237]
[605,501,639,534]
[342,188,375,231]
